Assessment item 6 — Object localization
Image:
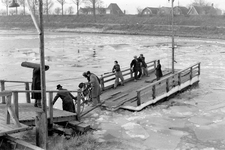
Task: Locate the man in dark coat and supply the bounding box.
[155,60,163,80]
[130,55,142,81]
[53,84,76,113]
[31,65,49,107]
[139,54,149,77]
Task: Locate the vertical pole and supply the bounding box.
[39,0,48,149]
[130,69,133,79]
[13,92,19,119]
[25,82,31,103]
[154,60,156,70]
[137,91,141,106]
[190,67,193,80]
[178,73,181,85]
[35,111,47,149]
[198,63,201,75]
[171,0,175,74]
[48,92,53,129]
[76,89,81,121]
[1,81,6,104]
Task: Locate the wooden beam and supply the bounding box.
[0,81,6,104]
[35,111,47,149]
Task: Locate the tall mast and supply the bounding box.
[171,0,175,73]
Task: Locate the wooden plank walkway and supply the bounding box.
[0,104,77,126]
[101,69,172,110]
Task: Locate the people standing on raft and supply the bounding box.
[83,71,101,107]
[52,84,76,113]
[130,55,142,82]
[155,60,163,80]
[32,65,49,107]
[139,54,149,77]
[112,61,124,89]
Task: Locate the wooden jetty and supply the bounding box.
[0,59,200,149]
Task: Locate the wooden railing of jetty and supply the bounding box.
[135,62,201,108]
[100,60,157,91]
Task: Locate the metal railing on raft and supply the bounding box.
[100,60,157,91]
[136,62,201,106]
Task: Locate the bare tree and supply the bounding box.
[54,7,61,15]
[18,0,26,15]
[67,6,74,15]
[57,0,66,15]
[72,0,82,16]
[84,0,103,18]
[192,0,209,6]
[1,0,9,15]
[136,7,143,16]
[43,0,54,15]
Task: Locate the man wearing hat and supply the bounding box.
[53,84,76,113]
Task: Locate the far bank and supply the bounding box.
[1,15,225,39]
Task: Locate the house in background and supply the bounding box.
[106,3,124,15]
[141,7,159,16]
[187,5,221,15]
[158,7,171,16]
[173,6,188,16]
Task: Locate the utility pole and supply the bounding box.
[171,0,175,74]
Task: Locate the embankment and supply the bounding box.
[1,15,225,39]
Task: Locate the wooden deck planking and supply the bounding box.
[101,68,198,110]
[0,103,77,126]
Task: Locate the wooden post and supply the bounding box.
[178,73,181,86]
[198,63,201,75]
[13,92,19,119]
[76,89,81,121]
[35,111,47,149]
[137,91,141,106]
[130,69,133,79]
[154,60,157,70]
[1,80,6,104]
[25,82,31,103]
[152,85,156,99]
[48,92,53,129]
[190,67,193,80]
[100,75,105,91]
[6,94,12,124]
[166,79,169,92]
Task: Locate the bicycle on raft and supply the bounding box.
[74,83,92,114]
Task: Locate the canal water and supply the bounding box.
[1,30,225,149]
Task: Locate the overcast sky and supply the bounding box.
[1,0,225,14]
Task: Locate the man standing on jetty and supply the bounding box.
[83,71,101,106]
[32,65,49,107]
[112,60,124,88]
[130,55,142,82]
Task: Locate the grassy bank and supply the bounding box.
[1,15,225,39]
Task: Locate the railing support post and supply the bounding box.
[48,92,53,129]
[166,79,169,92]
[198,63,201,75]
[6,94,12,124]
[137,91,141,106]
[152,85,156,99]
[76,89,81,121]
[190,67,193,80]
[100,75,105,91]
[13,92,19,119]
[25,82,31,103]
[130,69,133,79]
[178,73,181,86]
[1,80,6,104]
[154,60,157,70]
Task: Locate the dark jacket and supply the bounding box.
[53,89,75,113]
[155,64,163,78]
[31,67,41,99]
[112,64,121,72]
[139,56,147,68]
[130,59,141,71]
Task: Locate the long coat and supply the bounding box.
[31,67,41,99]
[53,89,75,113]
[89,73,101,98]
[155,64,163,79]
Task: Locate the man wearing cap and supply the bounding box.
[53,84,76,113]
[130,55,142,81]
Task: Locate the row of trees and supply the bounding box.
[0,0,103,16]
